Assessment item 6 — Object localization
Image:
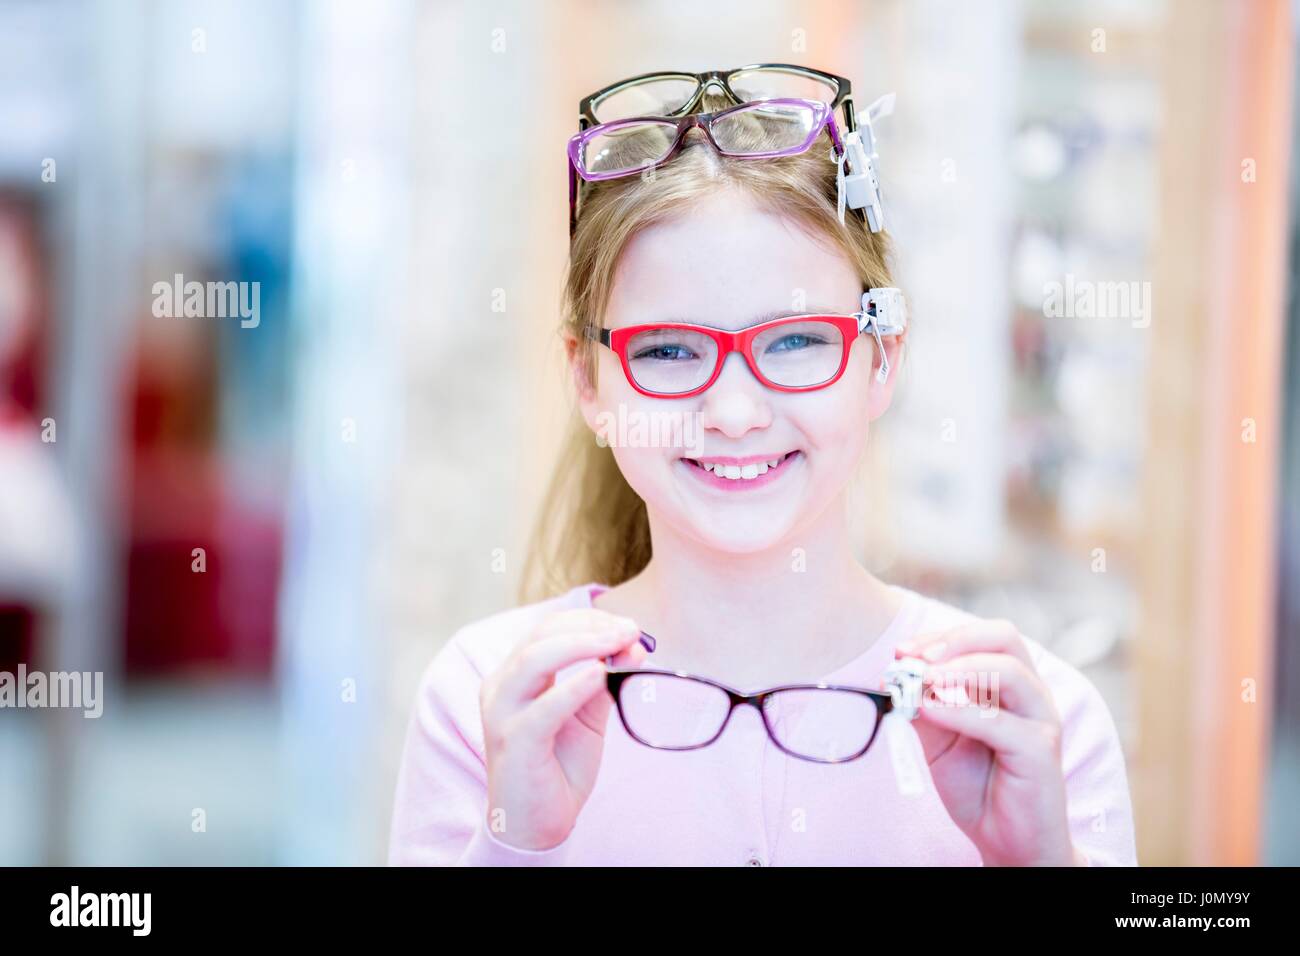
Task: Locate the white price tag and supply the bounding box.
[885,710,925,797]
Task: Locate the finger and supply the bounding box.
[925,652,1057,723]
[524,662,612,741]
[604,639,649,670]
[896,619,1035,672]
[493,627,641,708]
[532,608,641,642]
[531,609,650,661]
[913,699,1061,779]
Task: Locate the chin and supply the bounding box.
[672,507,804,555]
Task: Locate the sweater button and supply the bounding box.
[746,855,765,867]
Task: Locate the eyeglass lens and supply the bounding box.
[580,100,824,177]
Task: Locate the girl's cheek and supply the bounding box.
[611,444,670,495]
[798,391,868,448]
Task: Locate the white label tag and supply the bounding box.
[885,711,925,796]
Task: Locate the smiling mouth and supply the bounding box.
[680,450,799,482]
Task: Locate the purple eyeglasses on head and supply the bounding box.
[567,96,844,237]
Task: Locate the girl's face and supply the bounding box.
[571,189,906,554]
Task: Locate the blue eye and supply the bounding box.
[632,344,698,362]
[766,333,829,353]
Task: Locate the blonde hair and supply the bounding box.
[520,97,899,602]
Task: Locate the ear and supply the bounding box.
[866,325,908,420]
[565,331,603,434]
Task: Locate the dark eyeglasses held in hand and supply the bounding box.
[604,640,926,765]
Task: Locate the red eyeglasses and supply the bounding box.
[588,288,908,399]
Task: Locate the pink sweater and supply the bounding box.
[388,581,1138,866]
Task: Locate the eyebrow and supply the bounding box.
[659,306,848,328]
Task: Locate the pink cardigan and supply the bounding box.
[388,582,1138,866]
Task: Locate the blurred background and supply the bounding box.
[0,0,1294,865]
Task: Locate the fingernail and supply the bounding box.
[922,642,947,662]
[933,683,970,706]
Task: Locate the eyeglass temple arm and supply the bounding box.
[824,111,846,157]
[841,92,858,134]
[568,158,578,238]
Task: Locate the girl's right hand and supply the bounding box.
[478,608,648,851]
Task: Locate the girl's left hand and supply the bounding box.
[890,620,1085,867]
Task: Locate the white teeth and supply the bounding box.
[697,458,782,480]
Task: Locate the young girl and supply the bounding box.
[388,88,1137,867]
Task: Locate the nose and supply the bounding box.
[698,351,773,437]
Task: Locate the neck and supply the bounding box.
[604,492,903,687]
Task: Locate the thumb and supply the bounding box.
[908,715,963,765]
[574,641,648,732]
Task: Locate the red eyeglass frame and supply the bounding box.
[590,313,868,399]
